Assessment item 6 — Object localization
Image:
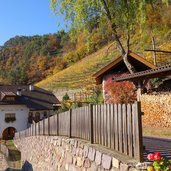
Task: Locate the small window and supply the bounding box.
[5,113,16,123]
[4,97,15,101]
[34,112,40,123]
[43,111,47,117]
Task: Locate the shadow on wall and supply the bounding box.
[5,160,33,171]
[21,160,33,171]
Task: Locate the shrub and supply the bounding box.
[104,73,136,104]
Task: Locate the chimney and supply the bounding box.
[29,85,34,91]
[17,88,22,96]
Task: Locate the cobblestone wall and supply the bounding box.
[14,136,146,171]
[141,93,171,127]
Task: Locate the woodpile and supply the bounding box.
[141,94,171,128]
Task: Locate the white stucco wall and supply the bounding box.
[0,105,29,138]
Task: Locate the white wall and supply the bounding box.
[0,105,29,138]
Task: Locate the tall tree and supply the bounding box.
[50,0,168,73]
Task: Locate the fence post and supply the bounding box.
[48,114,50,136]
[34,122,37,136]
[43,119,45,136]
[134,101,143,162]
[56,113,59,136]
[69,109,72,138]
[90,104,94,144]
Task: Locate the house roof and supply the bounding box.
[113,65,171,82]
[0,85,60,111]
[93,51,156,84]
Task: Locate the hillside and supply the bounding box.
[36,41,171,94]
[36,44,118,91]
[36,2,171,93]
[0,27,112,85]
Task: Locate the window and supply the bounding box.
[43,111,47,118]
[4,97,15,101]
[34,112,40,123]
[5,113,16,123]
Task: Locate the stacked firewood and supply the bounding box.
[141,94,171,128]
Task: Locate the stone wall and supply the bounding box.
[141,93,171,128]
[14,136,146,171]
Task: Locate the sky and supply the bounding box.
[0,0,68,46]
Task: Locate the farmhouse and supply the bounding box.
[93,51,156,103]
[0,85,60,140]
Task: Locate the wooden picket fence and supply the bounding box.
[15,102,143,162]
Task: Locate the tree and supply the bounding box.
[50,0,169,73]
[7,64,28,85]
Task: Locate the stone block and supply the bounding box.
[66,153,73,164]
[72,147,77,156]
[110,167,119,171]
[73,157,77,165]
[136,162,147,170]
[78,142,84,149]
[77,157,84,167]
[68,164,78,171]
[65,163,69,171]
[66,139,70,144]
[97,166,105,171]
[83,146,89,157]
[79,149,83,157]
[87,163,98,171]
[66,144,70,151]
[120,163,129,171]
[95,151,102,166]
[84,158,91,168]
[76,148,80,156]
[102,154,112,170]
[112,157,120,169]
[62,149,65,157]
[56,154,61,162]
[88,147,96,161]
[57,139,62,146]
[75,140,78,148]
[70,139,75,145]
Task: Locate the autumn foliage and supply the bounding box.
[104,73,136,104]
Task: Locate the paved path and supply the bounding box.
[0,153,8,171]
[143,136,171,161]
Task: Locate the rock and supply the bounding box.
[95,151,102,166]
[112,157,120,169]
[88,147,96,161]
[77,157,84,167]
[102,154,112,170]
[83,146,89,157]
[84,158,91,168]
[120,163,129,171]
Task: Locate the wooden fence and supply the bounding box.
[15,102,143,162]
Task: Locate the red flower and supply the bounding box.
[154,155,161,161]
[147,153,155,160]
[154,152,161,156]
[154,152,161,161]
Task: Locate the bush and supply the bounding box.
[104,74,136,104]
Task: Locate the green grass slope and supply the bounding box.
[36,44,118,90]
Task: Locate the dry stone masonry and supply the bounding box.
[0,151,8,171]
[14,136,146,171]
